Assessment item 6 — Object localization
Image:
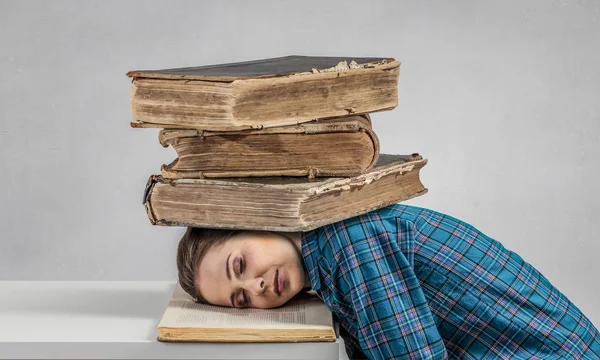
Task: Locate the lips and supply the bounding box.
[278,271,284,294]
[274,270,281,296]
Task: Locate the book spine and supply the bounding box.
[143,175,158,225]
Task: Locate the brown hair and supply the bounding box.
[176,227,244,303]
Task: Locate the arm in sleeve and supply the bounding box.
[339,219,447,360]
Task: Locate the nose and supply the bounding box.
[244,277,266,296]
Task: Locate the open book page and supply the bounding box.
[158,283,333,330]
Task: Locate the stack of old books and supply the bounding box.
[128,56,428,233]
[127,56,427,343]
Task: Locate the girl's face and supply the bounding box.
[196,231,308,309]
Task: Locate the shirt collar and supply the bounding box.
[301,228,322,292]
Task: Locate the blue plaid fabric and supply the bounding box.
[301,204,600,359]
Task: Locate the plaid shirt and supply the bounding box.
[301,204,600,359]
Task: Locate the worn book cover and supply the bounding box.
[158,283,336,343]
[143,154,427,232]
[159,114,379,179]
[128,56,400,131]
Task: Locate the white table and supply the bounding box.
[0,281,341,359]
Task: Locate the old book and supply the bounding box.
[143,154,427,232]
[159,114,379,179]
[158,283,336,342]
[127,56,400,131]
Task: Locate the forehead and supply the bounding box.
[195,240,235,306]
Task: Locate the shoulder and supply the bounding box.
[330,203,423,232]
[376,204,483,237]
[309,204,424,258]
[364,203,424,221]
[303,204,457,260]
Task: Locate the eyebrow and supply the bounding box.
[226,253,232,281]
[226,253,235,307]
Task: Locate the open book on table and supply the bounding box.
[158,283,336,343]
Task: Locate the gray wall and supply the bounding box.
[1,0,598,328]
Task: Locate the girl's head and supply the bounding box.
[177,227,309,309]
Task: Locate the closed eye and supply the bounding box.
[239,290,248,307]
[238,258,248,307]
[231,256,249,308]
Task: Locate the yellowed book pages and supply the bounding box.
[144,154,428,232]
[128,56,399,131]
[159,114,380,179]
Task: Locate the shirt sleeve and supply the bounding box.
[338,217,448,359]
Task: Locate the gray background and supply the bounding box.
[1,0,598,337]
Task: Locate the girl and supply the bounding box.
[177,204,600,359]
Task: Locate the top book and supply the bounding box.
[127,56,400,131]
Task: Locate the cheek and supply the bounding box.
[283,260,305,293]
[247,246,292,268]
[253,295,288,309]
